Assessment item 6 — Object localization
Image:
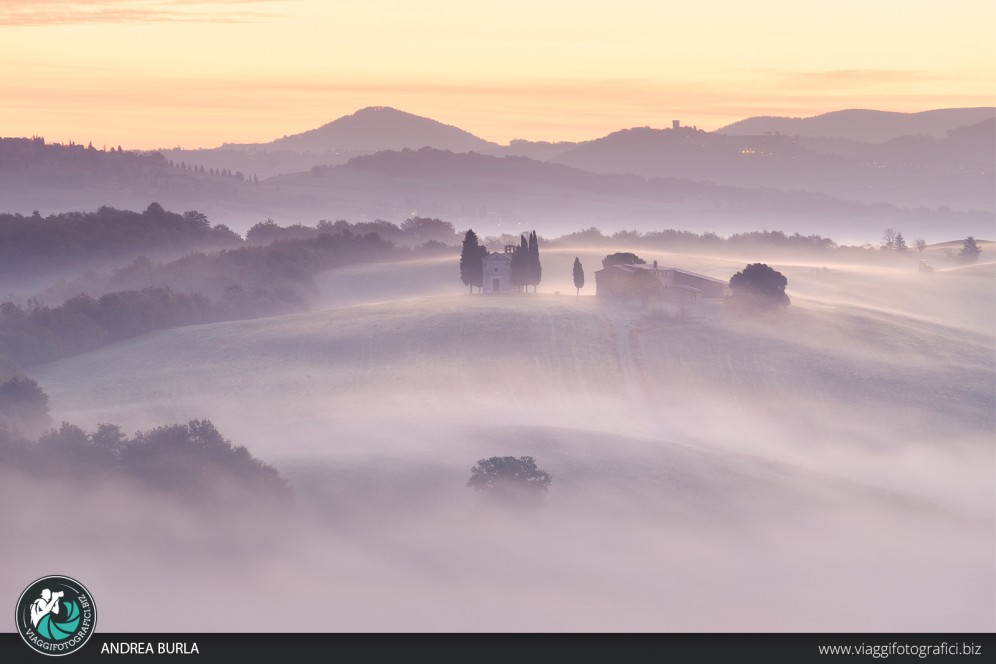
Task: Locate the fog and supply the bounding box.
[3,247,993,631]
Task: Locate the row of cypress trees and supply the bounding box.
[511,230,542,292]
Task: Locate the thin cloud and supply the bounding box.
[775,69,938,89]
[0,0,282,26]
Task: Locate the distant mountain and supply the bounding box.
[718,108,996,142]
[161,106,498,179]
[156,106,995,213]
[255,106,497,153]
[548,122,994,211]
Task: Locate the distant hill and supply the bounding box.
[249,106,497,153]
[497,139,580,160]
[0,137,272,227]
[270,147,992,239]
[718,108,996,142]
[161,106,499,179]
[154,106,994,213]
[548,123,994,212]
[3,138,992,241]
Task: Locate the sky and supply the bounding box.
[1,0,994,149]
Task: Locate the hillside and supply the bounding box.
[31,253,994,461]
[20,255,994,630]
[718,107,996,142]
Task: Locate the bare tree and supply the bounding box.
[881,228,897,251]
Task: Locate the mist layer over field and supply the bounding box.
[5,249,993,631]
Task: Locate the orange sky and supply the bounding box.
[1,0,994,149]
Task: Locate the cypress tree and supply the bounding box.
[459,229,486,293]
[573,257,584,297]
[528,230,542,293]
[511,234,528,291]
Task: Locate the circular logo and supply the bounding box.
[15,575,97,657]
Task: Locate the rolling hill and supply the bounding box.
[16,253,995,631]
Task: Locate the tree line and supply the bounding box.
[537,227,838,252]
[0,137,166,180]
[0,204,462,285]
[246,216,459,247]
[0,203,241,279]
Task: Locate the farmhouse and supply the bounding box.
[595,261,729,302]
[482,246,514,294]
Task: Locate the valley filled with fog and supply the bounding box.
[3,246,991,631]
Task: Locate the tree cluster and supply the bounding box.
[169,161,249,182]
[510,231,542,292]
[246,216,458,247]
[959,236,982,263]
[0,375,51,438]
[0,203,241,279]
[548,227,837,252]
[881,228,909,252]
[0,416,291,507]
[5,285,286,369]
[602,252,645,269]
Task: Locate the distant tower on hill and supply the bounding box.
[672,120,680,129]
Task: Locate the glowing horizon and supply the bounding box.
[2,0,994,149]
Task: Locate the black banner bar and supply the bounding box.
[1,633,994,663]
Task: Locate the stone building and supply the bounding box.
[482,246,514,294]
[594,261,729,301]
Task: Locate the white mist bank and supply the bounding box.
[14,249,995,630]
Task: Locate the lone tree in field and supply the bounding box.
[459,229,487,293]
[468,456,552,507]
[573,257,585,297]
[913,238,927,254]
[728,263,790,309]
[959,236,982,263]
